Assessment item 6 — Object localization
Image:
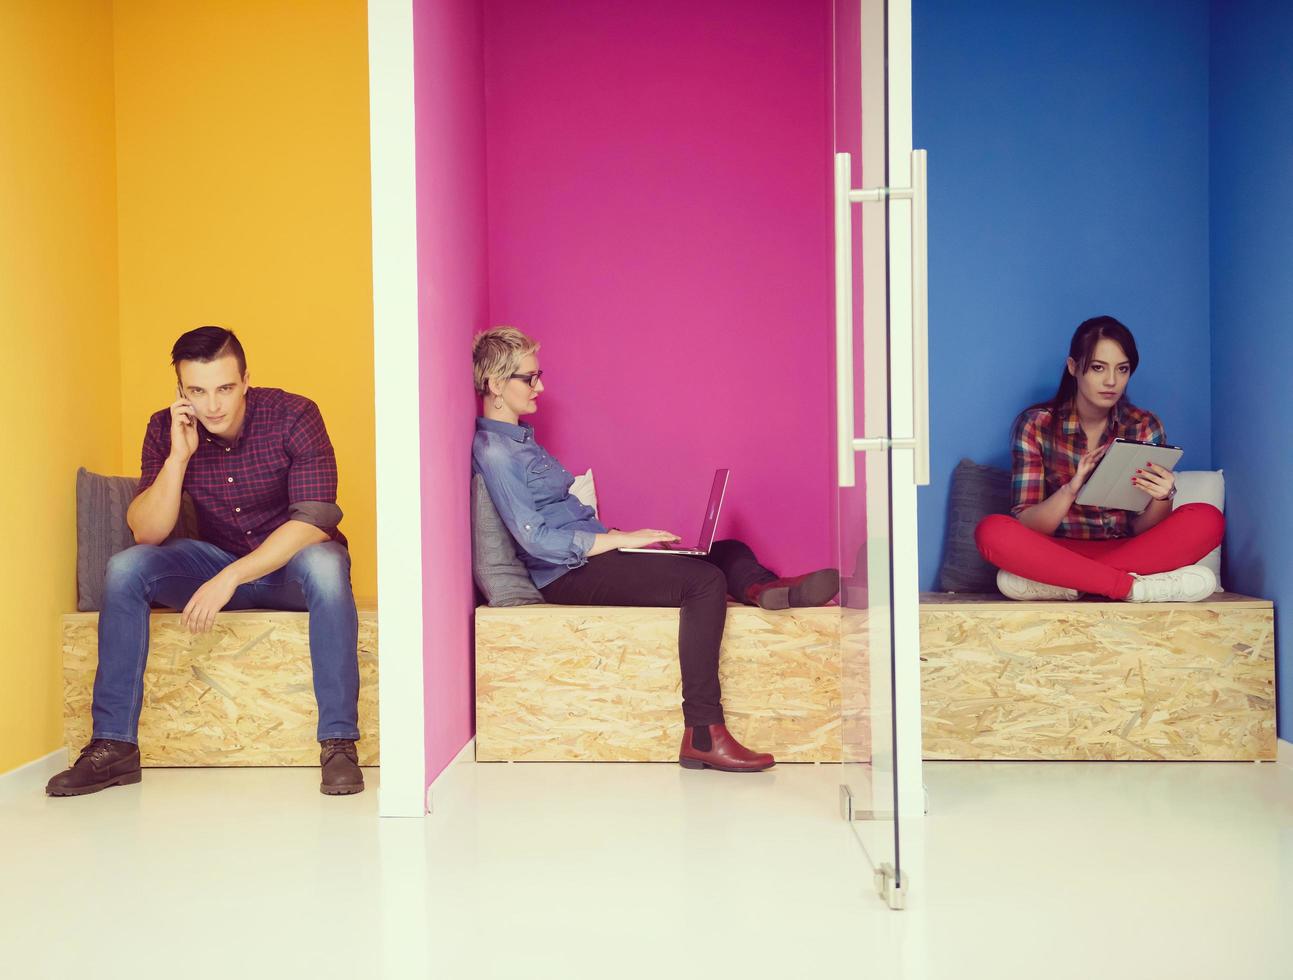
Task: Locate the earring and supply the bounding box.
[493,397,503,410]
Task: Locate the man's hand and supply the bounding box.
[170,396,199,463]
[181,569,239,634]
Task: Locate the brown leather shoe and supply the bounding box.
[46,739,141,797]
[320,739,364,795]
[746,569,840,610]
[679,724,775,772]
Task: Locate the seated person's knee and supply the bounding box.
[1176,501,1226,548]
[706,539,752,565]
[684,563,728,603]
[103,544,164,594]
[289,543,352,596]
[974,513,1015,553]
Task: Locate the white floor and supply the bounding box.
[2,755,1291,980]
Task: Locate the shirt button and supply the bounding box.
[227,477,234,483]
[246,530,252,535]
[225,447,231,453]
[235,507,241,513]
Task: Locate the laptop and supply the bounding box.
[619,469,730,556]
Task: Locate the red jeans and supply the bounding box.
[974,503,1225,599]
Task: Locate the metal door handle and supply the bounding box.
[833,153,859,488]
[910,149,929,486]
[832,150,930,488]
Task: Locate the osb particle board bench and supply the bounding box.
[475,593,1276,764]
[920,592,1276,762]
[61,604,379,767]
[474,604,842,762]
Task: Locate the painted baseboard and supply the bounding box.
[425,737,476,817]
[0,749,66,796]
[1278,739,1293,769]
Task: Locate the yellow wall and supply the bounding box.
[0,0,375,775]
[113,0,377,598]
[0,1,122,774]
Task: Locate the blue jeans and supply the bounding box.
[92,539,361,743]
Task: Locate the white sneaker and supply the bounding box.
[1127,564,1216,603]
[996,570,1079,601]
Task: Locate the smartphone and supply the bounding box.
[176,384,194,427]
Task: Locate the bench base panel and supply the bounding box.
[62,609,380,767]
[476,594,1277,764]
[920,593,1276,761]
[475,605,844,762]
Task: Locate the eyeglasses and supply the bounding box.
[508,370,544,389]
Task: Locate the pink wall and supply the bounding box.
[482,0,837,576]
[412,0,840,782]
[413,0,488,785]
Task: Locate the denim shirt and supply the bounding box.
[472,418,607,588]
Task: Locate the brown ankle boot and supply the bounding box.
[320,739,364,796]
[679,724,775,772]
[746,568,841,610]
[46,739,141,797]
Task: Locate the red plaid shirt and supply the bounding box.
[1010,399,1166,539]
[136,387,346,556]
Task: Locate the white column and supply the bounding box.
[368,0,427,817]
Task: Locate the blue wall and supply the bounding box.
[1210,0,1293,740]
[913,0,1213,590]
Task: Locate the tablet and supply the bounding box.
[1074,438,1184,513]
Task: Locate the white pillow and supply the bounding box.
[570,469,598,518]
[1172,469,1224,591]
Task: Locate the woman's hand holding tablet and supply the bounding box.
[1131,461,1176,501]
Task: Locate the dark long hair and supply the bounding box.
[1029,315,1139,420]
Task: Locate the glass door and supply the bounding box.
[832,0,927,910]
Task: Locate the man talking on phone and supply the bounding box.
[47,326,364,797]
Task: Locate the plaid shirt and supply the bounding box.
[136,387,346,556]
[1010,399,1166,539]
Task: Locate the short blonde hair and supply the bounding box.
[472,326,539,397]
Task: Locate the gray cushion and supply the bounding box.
[471,474,545,607]
[75,468,198,612]
[937,458,1012,594]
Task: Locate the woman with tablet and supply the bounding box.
[975,316,1224,602]
[471,327,840,772]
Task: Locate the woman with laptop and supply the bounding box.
[975,316,1224,602]
[471,327,840,773]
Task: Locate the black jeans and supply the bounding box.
[538,539,776,727]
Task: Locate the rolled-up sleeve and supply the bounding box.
[289,500,344,529]
[1010,411,1046,517]
[285,400,341,532]
[474,444,594,567]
